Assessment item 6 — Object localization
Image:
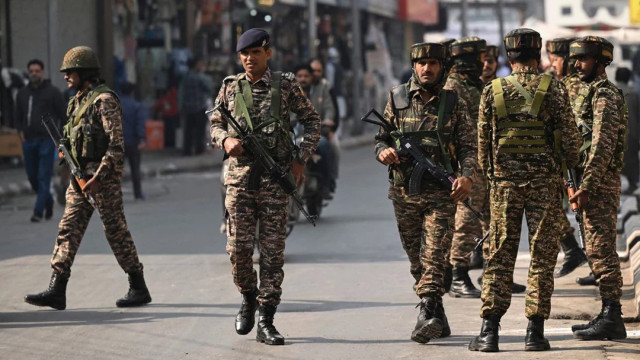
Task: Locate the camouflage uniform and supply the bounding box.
[478,65,581,319]
[52,87,143,276]
[210,69,320,306]
[375,67,476,300]
[444,37,488,270]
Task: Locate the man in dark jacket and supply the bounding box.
[14,59,66,222]
[120,82,146,199]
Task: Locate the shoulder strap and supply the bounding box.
[492,78,508,119]
[270,71,282,121]
[234,75,254,131]
[72,84,110,126]
[504,75,533,103]
[530,74,552,116]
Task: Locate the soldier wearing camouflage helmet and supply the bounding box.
[209,28,320,345]
[469,29,581,352]
[375,42,476,344]
[543,37,591,279]
[568,36,628,341]
[24,46,152,310]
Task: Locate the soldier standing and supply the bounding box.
[209,29,320,346]
[568,36,628,340]
[375,42,476,343]
[481,45,499,84]
[24,46,152,310]
[468,29,581,352]
[545,37,590,279]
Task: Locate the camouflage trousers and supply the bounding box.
[582,177,622,301]
[51,176,143,275]
[225,180,289,306]
[389,185,455,299]
[451,171,489,267]
[481,178,563,319]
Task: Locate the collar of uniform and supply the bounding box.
[75,87,90,101]
[511,65,539,75]
[240,68,272,86]
[408,77,440,105]
[591,71,608,86]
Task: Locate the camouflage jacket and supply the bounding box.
[576,72,628,192]
[445,71,480,121]
[64,85,125,178]
[562,73,584,108]
[375,77,477,189]
[210,68,321,186]
[478,66,581,180]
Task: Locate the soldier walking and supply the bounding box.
[375,42,476,343]
[24,46,152,310]
[209,29,320,345]
[568,36,628,341]
[468,29,581,352]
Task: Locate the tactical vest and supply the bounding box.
[572,81,626,172]
[390,84,457,187]
[63,84,113,167]
[491,74,560,174]
[230,71,293,157]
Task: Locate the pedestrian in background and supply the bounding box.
[152,86,179,149]
[24,46,151,311]
[120,81,147,200]
[615,67,639,194]
[178,57,212,156]
[14,58,66,222]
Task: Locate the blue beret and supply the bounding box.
[236,28,270,52]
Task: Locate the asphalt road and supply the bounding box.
[0,146,638,359]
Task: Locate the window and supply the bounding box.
[561,6,572,15]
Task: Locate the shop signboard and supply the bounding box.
[399,0,439,25]
[632,0,640,25]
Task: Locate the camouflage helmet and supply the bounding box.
[410,42,447,62]
[546,37,576,57]
[451,36,487,58]
[569,36,613,66]
[504,28,542,59]
[60,46,100,72]
[484,45,499,60]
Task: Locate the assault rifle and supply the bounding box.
[209,104,317,226]
[566,168,586,250]
[362,108,487,248]
[41,114,99,211]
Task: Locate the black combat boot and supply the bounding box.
[576,272,597,286]
[437,300,451,338]
[571,303,604,332]
[443,265,452,293]
[235,288,258,335]
[469,247,483,270]
[524,316,550,351]
[256,305,285,345]
[411,297,443,343]
[468,315,500,352]
[449,266,481,298]
[554,234,588,278]
[116,271,152,307]
[24,271,69,310]
[573,299,627,340]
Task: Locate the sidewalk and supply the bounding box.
[0,133,375,202]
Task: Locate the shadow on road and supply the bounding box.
[281,299,415,313]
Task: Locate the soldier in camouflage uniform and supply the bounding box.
[545,37,590,279]
[24,46,151,311]
[209,29,320,346]
[375,42,476,344]
[469,29,581,352]
[568,36,628,341]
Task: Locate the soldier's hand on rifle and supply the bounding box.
[81,175,100,198]
[378,147,400,165]
[451,176,473,203]
[58,151,64,159]
[569,188,589,209]
[292,161,306,185]
[223,137,244,156]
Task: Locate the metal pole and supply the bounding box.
[350,0,362,135]
[496,0,505,55]
[308,0,317,59]
[47,0,57,82]
[461,0,469,37]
